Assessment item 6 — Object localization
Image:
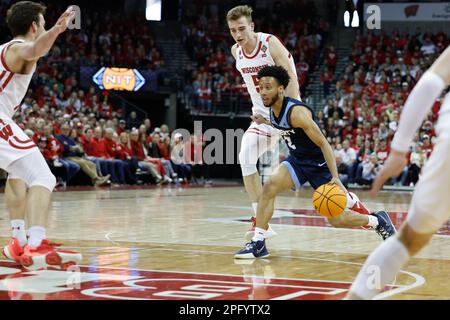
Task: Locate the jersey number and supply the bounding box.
[0,124,13,141]
[284,136,296,150]
[251,75,260,93]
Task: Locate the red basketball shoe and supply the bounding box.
[20,240,82,271]
[2,238,25,263]
[348,192,370,215]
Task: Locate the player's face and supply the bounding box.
[259,77,283,107]
[228,17,254,46]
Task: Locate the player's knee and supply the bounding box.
[239,137,259,177]
[239,148,258,176]
[262,181,278,198]
[239,150,258,177]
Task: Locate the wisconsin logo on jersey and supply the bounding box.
[261,45,268,58]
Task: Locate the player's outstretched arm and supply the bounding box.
[290,106,346,192]
[10,6,76,62]
[269,37,300,100]
[391,46,450,153]
[370,45,450,197]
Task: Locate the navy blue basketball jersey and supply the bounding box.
[270,97,324,159]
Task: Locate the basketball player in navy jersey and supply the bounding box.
[227,5,370,242]
[235,66,396,259]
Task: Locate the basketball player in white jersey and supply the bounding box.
[346,46,450,299]
[227,5,370,241]
[1,2,81,270]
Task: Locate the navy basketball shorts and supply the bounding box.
[281,155,332,190]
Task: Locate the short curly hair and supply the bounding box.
[257,65,290,88]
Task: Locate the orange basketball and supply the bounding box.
[312,183,347,218]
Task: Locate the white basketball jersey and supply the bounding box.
[0,39,35,119]
[436,91,450,135]
[235,32,296,119]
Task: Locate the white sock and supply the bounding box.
[11,219,27,247]
[350,236,410,299]
[346,192,357,208]
[252,202,258,216]
[367,215,379,228]
[252,227,266,242]
[28,226,46,248]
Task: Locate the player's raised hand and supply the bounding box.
[53,6,76,34]
[370,149,407,198]
[250,113,268,125]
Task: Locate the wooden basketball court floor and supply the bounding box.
[0,183,449,300]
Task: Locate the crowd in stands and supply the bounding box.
[180,0,329,114]
[319,30,447,187]
[16,107,206,187]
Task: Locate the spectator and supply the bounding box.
[129,129,164,183]
[160,124,170,140]
[378,122,389,141]
[37,136,67,187]
[420,37,436,56]
[338,140,357,182]
[357,153,382,186]
[56,124,110,186]
[149,133,176,180]
[42,124,79,185]
[408,143,427,186]
[171,133,192,183]
[375,139,390,164]
[144,118,152,135]
[421,135,433,158]
[336,154,349,188]
[84,127,118,183]
[102,127,130,184]
[320,67,334,97]
[116,132,140,184]
[126,111,141,130]
[116,119,127,135]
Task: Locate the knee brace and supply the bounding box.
[239,131,270,177]
[6,150,56,192]
[239,150,258,176]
